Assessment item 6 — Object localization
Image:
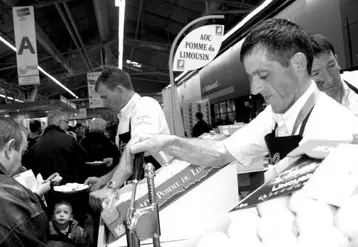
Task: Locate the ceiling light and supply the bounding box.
[0,35,78,99]
[222,0,274,41]
[0,93,23,103]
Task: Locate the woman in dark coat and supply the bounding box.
[80,118,119,178]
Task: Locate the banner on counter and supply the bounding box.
[87,72,103,108]
[13,6,40,86]
[173,25,224,72]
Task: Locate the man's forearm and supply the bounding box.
[100,169,115,183]
[163,136,234,167]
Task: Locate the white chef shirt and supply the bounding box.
[115,93,170,147]
[341,79,358,118]
[223,81,358,167]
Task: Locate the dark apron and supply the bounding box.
[250,89,319,191]
[344,80,358,95]
[117,120,161,181]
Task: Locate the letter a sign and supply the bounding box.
[13,6,40,85]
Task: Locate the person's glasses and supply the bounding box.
[60,119,69,124]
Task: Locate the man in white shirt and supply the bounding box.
[129,19,358,177]
[85,66,169,211]
[310,33,358,117]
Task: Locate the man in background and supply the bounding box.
[310,33,358,117]
[85,66,170,211]
[28,120,42,150]
[192,112,211,137]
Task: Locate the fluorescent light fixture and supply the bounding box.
[175,71,189,82]
[174,0,274,83]
[0,93,23,103]
[38,66,78,98]
[126,59,142,68]
[0,36,16,51]
[0,35,79,98]
[117,0,126,69]
[223,0,274,41]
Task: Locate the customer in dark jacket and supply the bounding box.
[28,111,87,184]
[80,118,119,178]
[192,112,211,137]
[0,118,49,246]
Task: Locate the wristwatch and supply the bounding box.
[106,180,117,190]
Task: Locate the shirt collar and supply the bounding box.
[342,79,351,98]
[117,93,141,120]
[272,80,317,134]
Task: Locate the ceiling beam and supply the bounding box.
[93,0,114,66]
[128,4,188,27]
[209,9,251,15]
[63,2,93,70]
[55,3,92,71]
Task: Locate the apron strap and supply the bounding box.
[291,88,320,135]
[344,80,358,95]
[298,105,315,136]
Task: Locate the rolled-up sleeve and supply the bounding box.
[223,106,273,167]
[131,97,169,138]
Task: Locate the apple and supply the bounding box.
[228,235,262,247]
[256,196,290,217]
[262,234,298,247]
[335,194,358,240]
[293,200,336,234]
[298,226,349,247]
[226,210,261,238]
[196,231,229,247]
[257,211,296,242]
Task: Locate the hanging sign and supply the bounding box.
[87,72,103,108]
[13,6,40,86]
[173,25,224,72]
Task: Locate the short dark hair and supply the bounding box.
[0,118,24,151]
[29,120,41,133]
[95,66,133,92]
[54,200,73,214]
[310,33,336,57]
[196,112,203,120]
[240,18,314,75]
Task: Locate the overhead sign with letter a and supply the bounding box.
[13,6,40,86]
[173,25,224,72]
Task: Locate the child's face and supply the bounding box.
[53,204,73,225]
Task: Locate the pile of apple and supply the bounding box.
[196,190,358,247]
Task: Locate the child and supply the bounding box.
[48,200,91,247]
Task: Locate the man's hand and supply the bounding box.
[45,173,62,185]
[84,177,106,192]
[88,186,115,212]
[35,181,51,197]
[103,157,114,167]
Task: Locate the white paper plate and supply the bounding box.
[53,183,89,193]
[85,161,106,166]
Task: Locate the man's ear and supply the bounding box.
[4,139,16,160]
[290,52,307,73]
[70,214,73,221]
[115,85,125,94]
[335,54,341,71]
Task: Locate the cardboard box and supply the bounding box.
[103,162,238,247]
